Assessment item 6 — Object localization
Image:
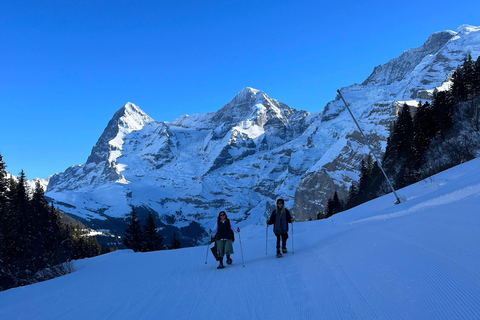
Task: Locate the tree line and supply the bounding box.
[0,155,101,291]
[321,54,480,218]
[123,208,181,252]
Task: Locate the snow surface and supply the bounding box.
[2,158,480,319]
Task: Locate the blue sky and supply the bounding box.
[1,0,479,179]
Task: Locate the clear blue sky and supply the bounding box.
[1,0,478,179]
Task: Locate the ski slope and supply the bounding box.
[2,158,480,320]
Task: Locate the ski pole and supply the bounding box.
[291,222,294,254]
[265,224,268,255]
[205,239,210,264]
[239,232,245,267]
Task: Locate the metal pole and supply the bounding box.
[337,89,402,204]
[291,222,294,254]
[265,225,268,255]
[238,232,245,267]
[205,240,210,264]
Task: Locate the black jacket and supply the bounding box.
[267,209,293,234]
[215,219,235,242]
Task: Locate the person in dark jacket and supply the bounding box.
[267,199,293,257]
[209,211,240,269]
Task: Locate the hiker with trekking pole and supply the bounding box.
[266,199,294,258]
[208,211,240,269]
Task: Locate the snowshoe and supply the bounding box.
[217,264,225,269]
[282,247,288,254]
[276,252,283,258]
[226,258,233,265]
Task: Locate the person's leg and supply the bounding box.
[217,256,225,269]
[275,234,282,256]
[225,240,234,264]
[282,233,288,253]
[216,240,225,267]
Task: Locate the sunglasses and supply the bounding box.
[220,213,226,216]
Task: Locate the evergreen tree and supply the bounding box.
[324,197,335,218]
[394,104,414,160]
[70,223,101,259]
[462,54,476,99]
[451,55,477,101]
[357,156,373,200]
[142,212,163,251]
[451,64,466,101]
[170,231,181,249]
[345,183,359,210]
[0,154,7,223]
[324,191,343,218]
[332,191,344,215]
[123,208,143,252]
[382,104,415,188]
[432,90,454,141]
[413,101,436,172]
[474,56,480,94]
[3,171,30,262]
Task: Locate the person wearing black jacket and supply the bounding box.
[267,199,293,257]
[209,211,240,269]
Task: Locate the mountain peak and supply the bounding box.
[231,87,266,104]
[457,24,480,34]
[86,103,154,165]
[110,102,153,131]
[362,28,457,86]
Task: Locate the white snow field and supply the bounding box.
[1,158,480,320]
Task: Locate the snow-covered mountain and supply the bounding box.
[3,156,480,319]
[45,25,480,241]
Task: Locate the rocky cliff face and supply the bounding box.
[45,25,480,240]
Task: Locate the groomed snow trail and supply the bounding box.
[1,158,480,320]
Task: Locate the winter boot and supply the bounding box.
[276,248,283,258]
[282,247,288,254]
[217,257,225,269]
[226,254,233,265]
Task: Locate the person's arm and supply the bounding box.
[286,209,294,223]
[209,222,218,234]
[267,211,275,225]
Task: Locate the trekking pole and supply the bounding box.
[238,232,245,267]
[291,222,294,254]
[205,239,210,264]
[265,224,268,255]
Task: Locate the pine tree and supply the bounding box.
[394,104,414,160]
[123,208,143,252]
[345,183,359,209]
[475,56,480,94]
[462,54,476,100]
[451,64,466,101]
[332,191,344,215]
[324,197,335,218]
[324,191,343,218]
[3,171,30,262]
[170,231,181,249]
[413,101,436,172]
[70,223,101,259]
[142,212,163,251]
[432,90,454,141]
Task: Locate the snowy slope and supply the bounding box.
[2,157,480,319]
